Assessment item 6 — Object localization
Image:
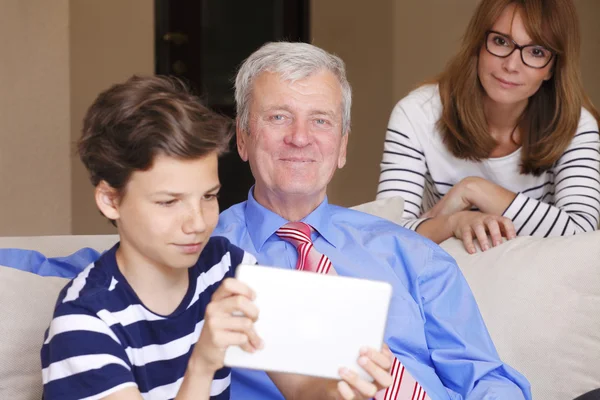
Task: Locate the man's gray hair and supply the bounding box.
[234,42,352,135]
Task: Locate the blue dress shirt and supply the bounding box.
[213,189,531,400]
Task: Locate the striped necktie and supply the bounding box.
[276,221,430,400]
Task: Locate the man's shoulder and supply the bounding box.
[216,202,247,231]
[329,204,436,247]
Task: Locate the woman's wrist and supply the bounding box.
[461,176,485,209]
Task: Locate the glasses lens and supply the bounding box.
[522,45,552,68]
[486,32,513,57]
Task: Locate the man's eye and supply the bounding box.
[271,115,285,121]
[316,118,326,124]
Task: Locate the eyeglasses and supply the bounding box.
[485,30,554,69]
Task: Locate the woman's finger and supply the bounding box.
[486,218,503,247]
[460,226,476,254]
[472,222,489,251]
[500,217,517,240]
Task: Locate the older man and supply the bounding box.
[213,42,531,400]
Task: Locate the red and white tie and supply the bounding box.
[276,222,430,400]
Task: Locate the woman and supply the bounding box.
[377,0,600,254]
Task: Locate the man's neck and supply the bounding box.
[253,186,325,222]
[115,244,189,315]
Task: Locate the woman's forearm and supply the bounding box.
[463,177,517,215]
[415,215,455,244]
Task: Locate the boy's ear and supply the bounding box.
[95,181,121,221]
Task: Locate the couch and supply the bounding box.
[1,197,599,400]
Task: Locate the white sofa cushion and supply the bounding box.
[0,265,69,400]
[352,197,600,400]
[441,233,600,400]
[0,234,118,258]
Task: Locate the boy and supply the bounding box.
[41,76,262,400]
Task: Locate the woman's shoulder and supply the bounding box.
[391,83,442,123]
[577,107,600,133]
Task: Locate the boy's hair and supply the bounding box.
[78,75,233,194]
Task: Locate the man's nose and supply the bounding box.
[284,120,310,147]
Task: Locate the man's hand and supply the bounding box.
[188,278,263,374]
[336,345,394,400]
[449,211,516,254]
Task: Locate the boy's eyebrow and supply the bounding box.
[206,184,222,193]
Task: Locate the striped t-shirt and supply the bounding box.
[377,84,600,236]
[41,236,256,400]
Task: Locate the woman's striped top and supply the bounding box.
[377,84,600,237]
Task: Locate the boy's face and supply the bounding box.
[98,152,221,272]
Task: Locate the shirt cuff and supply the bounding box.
[502,193,527,220]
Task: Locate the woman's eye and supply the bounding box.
[530,47,548,58]
[494,36,508,46]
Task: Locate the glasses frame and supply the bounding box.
[485,30,555,69]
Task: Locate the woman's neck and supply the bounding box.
[483,95,528,137]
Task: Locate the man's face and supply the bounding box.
[237,70,348,204]
[99,153,221,272]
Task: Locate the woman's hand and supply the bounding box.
[422,178,476,218]
[189,278,262,375]
[336,345,394,400]
[449,211,516,254]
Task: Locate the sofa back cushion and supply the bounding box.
[440,233,600,400]
[351,197,600,400]
[0,265,69,400]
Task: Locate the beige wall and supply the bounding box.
[0,1,72,235]
[70,0,154,234]
[577,0,600,108]
[311,0,395,207]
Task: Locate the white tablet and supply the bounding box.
[223,264,393,381]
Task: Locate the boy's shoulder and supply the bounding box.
[202,236,257,272]
[53,245,121,315]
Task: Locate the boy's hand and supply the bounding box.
[189,278,262,374]
[336,344,394,399]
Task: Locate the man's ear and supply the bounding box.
[337,132,349,169]
[236,118,249,162]
[95,181,121,221]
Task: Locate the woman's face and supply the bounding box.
[478,3,554,107]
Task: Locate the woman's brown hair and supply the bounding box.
[437,0,599,175]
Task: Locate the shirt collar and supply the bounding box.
[244,187,340,251]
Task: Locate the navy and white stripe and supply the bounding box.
[41,236,255,400]
[377,84,600,237]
